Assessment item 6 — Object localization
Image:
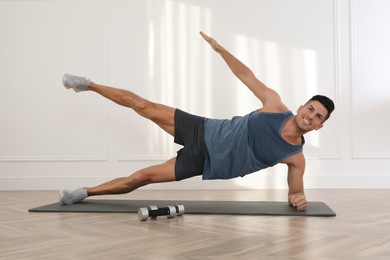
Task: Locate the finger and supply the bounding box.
[200,32,217,48]
[294,196,305,203]
[296,201,308,211]
[297,204,307,211]
[199,31,210,41]
[293,197,306,209]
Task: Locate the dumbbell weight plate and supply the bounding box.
[167,205,176,218]
[175,204,185,215]
[138,207,149,221]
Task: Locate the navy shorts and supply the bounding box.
[174,109,206,181]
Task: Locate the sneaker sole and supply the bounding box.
[59,190,66,205]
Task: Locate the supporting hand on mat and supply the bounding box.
[288,193,308,211]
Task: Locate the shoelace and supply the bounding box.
[73,76,87,83]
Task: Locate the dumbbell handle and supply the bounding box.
[149,207,173,218]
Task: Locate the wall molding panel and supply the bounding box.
[0,156,108,163]
[350,0,390,159]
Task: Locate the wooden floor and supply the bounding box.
[1,189,389,259]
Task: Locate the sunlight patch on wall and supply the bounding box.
[303,49,320,148]
[303,49,318,96]
[147,0,211,157]
[148,21,155,80]
[234,35,263,114]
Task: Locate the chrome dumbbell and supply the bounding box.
[138,204,185,221]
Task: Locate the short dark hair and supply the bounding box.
[307,95,335,122]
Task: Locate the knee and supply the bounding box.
[133,99,159,120]
[131,171,153,187]
[133,98,153,113]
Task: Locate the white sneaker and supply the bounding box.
[62,73,91,92]
[59,188,88,205]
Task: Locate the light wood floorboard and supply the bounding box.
[0,189,389,259]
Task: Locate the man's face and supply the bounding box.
[295,101,328,132]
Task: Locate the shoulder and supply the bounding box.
[282,152,306,168]
[259,91,290,113]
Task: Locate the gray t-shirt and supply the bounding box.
[202,111,304,180]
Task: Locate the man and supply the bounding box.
[60,32,334,211]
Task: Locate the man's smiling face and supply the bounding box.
[294,100,328,132]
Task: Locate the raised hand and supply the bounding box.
[200,31,223,52]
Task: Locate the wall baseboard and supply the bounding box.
[1,176,390,190]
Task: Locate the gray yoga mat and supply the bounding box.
[29,199,336,217]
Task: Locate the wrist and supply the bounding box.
[216,45,226,54]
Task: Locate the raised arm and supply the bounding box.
[200,32,287,112]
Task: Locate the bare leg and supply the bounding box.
[88,82,175,136]
[85,157,176,196]
[84,84,177,197]
[59,78,179,204]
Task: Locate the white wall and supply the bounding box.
[0,0,389,190]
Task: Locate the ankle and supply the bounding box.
[83,187,91,196]
[87,82,97,91]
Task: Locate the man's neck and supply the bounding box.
[281,117,305,145]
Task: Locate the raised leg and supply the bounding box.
[88,82,175,136]
[60,75,180,205]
